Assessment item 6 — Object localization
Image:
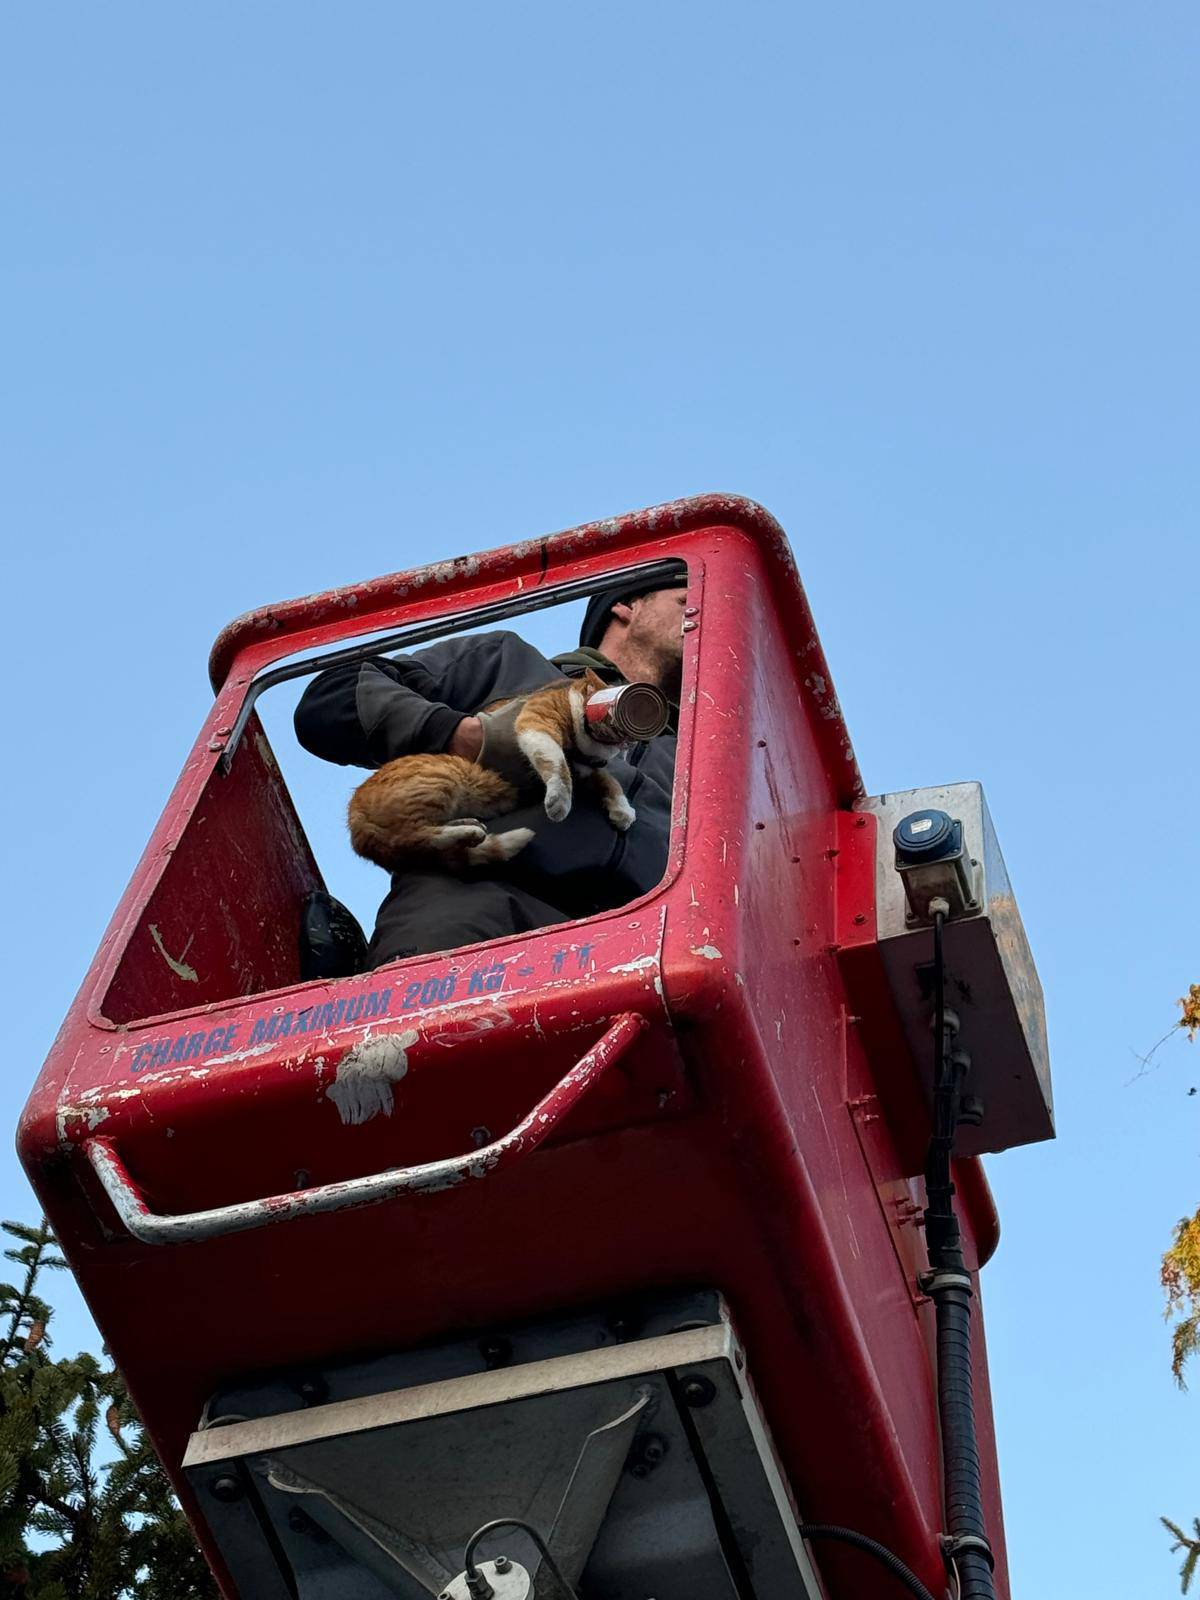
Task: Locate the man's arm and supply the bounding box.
[294,658,472,768]
[293,631,552,769]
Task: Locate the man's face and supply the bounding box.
[619,587,687,664]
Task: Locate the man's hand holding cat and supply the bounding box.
[473,700,536,791]
[453,703,540,797]
[448,717,483,761]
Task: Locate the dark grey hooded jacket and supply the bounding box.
[293,630,677,916]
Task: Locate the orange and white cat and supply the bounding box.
[348,672,636,872]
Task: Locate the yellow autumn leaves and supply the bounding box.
[1160,984,1199,1388]
[1163,1208,1200,1386]
[1180,983,1200,1042]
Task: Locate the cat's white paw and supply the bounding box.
[434,822,488,847]
[544,780,571,822]
[467,827,534,865]
[606,795,636,832]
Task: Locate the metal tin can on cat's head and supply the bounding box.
[584,682,670,742]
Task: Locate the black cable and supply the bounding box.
[921,905,997,1600]
[796,1524,938,1600]
[462,1518,580,1598]
[923,907,963,1269]
[463,1512,941,1600]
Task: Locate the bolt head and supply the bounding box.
[680,1374,716,1408]
[494,1555,512,1573]
[210,1474,242,1503]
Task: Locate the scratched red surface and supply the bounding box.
[19,495,1006,1599]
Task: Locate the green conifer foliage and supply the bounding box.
[1163,1518,1200,1595]
[0,1220,217,1599]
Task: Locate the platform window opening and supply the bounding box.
[96,559,690,1029]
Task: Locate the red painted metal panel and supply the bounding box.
[19,495,1009,1599]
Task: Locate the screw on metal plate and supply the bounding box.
[210,1474,242,1502]
[679,1374,716,1408]
[627,1430,669,1478]
[471,1126,491,1148]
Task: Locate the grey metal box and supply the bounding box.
[859,781,1052,1158]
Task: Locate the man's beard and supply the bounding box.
[654,647,683,703]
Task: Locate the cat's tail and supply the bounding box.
[345,809,422,872]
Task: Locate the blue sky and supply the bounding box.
[4,5,1197,1594]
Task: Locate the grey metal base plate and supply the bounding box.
[184,1294,824,1600]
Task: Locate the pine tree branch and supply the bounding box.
[30,1480,81,1529]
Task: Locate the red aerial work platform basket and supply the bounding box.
[18,495,1050,1600]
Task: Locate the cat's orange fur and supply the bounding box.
[348,672,635,873]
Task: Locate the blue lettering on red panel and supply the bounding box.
[125,941,602,1077]
[467,962,505,997]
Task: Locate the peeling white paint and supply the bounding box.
[327,1029,418,1126]
[690,945,723,961]
[428,1006,513,1045]
[207,1039,278,1066]
[148,925,198,983]
[609,955,658,974]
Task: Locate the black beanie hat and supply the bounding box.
[579,572,689,650]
